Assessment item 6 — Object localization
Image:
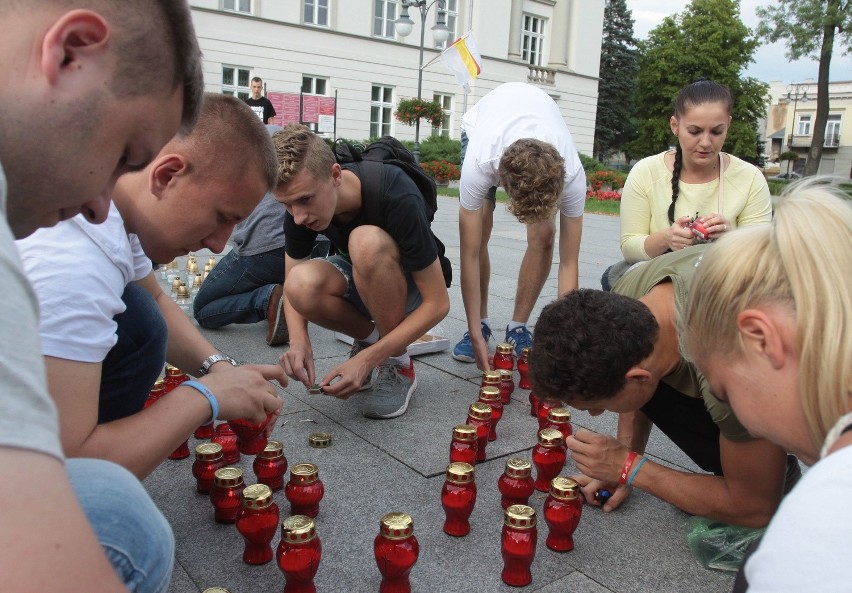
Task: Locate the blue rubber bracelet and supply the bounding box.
[182,380,219,425]
[626,455,648,486]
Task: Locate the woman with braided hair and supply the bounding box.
[618,80,771,264]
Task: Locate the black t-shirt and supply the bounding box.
[244,96,276,123]
[284,163,444,278]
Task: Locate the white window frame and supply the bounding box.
[521,14,545,66]
[370,85,394,139]
[431,93,452,137]
[304,0,329,27]
[435,0,458,49]
[301,76,328,96]
[797,114,812,136]
[374,0,398,39]
[222,65,252,101]
[223,0,252,14]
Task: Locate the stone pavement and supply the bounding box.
[146,196,734,593]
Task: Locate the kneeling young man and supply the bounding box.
[274,125,450,418]
[531,246,795,528]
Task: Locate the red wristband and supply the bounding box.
[619,451,638,485]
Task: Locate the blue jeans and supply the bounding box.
[99,283,168,423]
[68,458,174,593]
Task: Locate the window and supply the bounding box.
[374,0,397,38]
[435,0,458,49]
[304,0,329,26]
[301,76,328,96]
[431,93,452,137]
[370,85,394,139]
[521,14,545,66]
[222,66,251,101]
[223,0,251,14]
[825,115,841,147]
[796,114,812,136]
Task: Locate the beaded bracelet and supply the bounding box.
[619,451,638,485]
[182,380,220,425]
[627,455,648,486]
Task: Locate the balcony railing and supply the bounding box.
[527,65,556,86]
[825,133,840,148]
[788,133,842,148]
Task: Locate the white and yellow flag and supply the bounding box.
[438,32,482,92]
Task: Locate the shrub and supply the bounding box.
[420,160,460,182]
[420,135,461,164]
[588,170,626,191]
[579,153,606,173]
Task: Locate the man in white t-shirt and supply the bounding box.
[454,83,586,369]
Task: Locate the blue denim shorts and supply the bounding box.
[322,254,422,318]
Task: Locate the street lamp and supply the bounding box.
[395,0,450,163]
[785,83,809,149]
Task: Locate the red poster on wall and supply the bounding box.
[302,94,320,124]
[267,92,301,126]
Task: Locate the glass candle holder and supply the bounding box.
[465,402,492,463]
[212,422,241,465]
[448,424,478,466]
[228,412,273,455]
[374,512,419,593]
[194,421,215,439]
[501,504,537,587]
[144,379,165,409]
[477,386,503,441]
[285,463,324,518]
[536,399,561,431]
[543,477,583,552]
[236,483,279,565]
[441,462,476,537]
[164,366,190,459]
[497,458,535,510]
[529,390,541,418]
[543,407,573,441]
[532,428,566,492]
[192,442,225,494]
[517,347,532,390]
[480,370,501,390]
[498,369,515,405]
[493,342,515,371]
[253,439,288,491]
[209,467,245,523]
[277,515,321,593]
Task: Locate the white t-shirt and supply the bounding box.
[16,203,151,363]
[459,82,586,218]
[744,445,852,591]
[0,162,63,460]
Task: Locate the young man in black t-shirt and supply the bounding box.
[244,77,276,124]
[272,125,450,418]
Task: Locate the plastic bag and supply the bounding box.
[686,517,765,572]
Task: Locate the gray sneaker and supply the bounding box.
[362,361,417,419]
[349,340,374,391]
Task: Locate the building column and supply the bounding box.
[548,0,571,69]
[508,0,523,60]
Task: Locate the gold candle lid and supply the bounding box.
[171,277,182,290]
[195,442,223,462]
[193,274,202,287]
[151,379,165,393]
[482,370,501,385]
[547,407,572,423]
[176,285,190,299]
[202,588,230,593]
[499,369,513,381]
[379,512,414,540]
[213,467,244,488]
[537,427,564,447]
[207,257,217,267]
[478,386,501,403]
[504,504,537,529]
[520,346,531,357]
[290,463,319,484]
[308,432,332,448]
[281,515,317,543]
[259,439,284,459]
[241,483,274,509]
[451,424,477,442]
[467,402,492,421]
[504,457,532,479]
[204,264,212,273]
[445,461,474,484]
[496,343,513,355]
[167,259,179,270]
[165,365,182,378]
[549,476,580,500]
[188,263,199,275]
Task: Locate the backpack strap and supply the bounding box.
[356,160,385,223]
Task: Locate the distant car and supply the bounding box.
[770,172,802,180]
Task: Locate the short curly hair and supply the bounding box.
[530,289,659,402]
[499,139,565,224]
[272,123,336,188]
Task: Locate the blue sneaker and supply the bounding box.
[505,325,533,359]
[452,322,493,362]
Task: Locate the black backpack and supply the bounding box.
[333,136,452,287]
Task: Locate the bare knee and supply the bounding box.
[527,220,556,251]
[348,226,399,269]
[284,262,337,310]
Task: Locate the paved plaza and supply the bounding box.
[147,196,734,593]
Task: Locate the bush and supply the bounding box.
[767,179,789,196]
[420,135,461,164]
[579,153,606,173]
[586,190,621,201]
[420,160,460,182]
[588,170,626,191]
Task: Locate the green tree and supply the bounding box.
[594,0,639,162]
[630,0,768,161]
[756,0,852,176]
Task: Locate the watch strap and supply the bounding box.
[199,353,237,376]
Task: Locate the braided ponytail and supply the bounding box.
[668,145,683,224]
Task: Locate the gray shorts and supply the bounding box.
[322,254,423,319]
[460,129,498,203]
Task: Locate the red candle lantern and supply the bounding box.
[164,366,191,459]
[209,467,245,523]
[477,386,503,441]
[543,407,573,440]
[253,439,288,491]
[529,390,541,418]
[501,504,538,587]
[532,428,566,492]
[498,369,514,405]
[441,462,477,537]
[536,399,561,431]
[212,422,241,465]
[277,515,322,593]
[493,342,515,371]
[517,347,532,390]
[480,370,501,390]
[144,379,165,409]
[448,424,478,466]
[374,512,420,593]
[497,458,535,510]
[236,483,279,565]
[194,420,215,439]
[543,476,583,552]
[285,463,324,518]
[228,412,273,455]
[465,402,492,463]
[192,442,225,494]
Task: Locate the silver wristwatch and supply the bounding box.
[199,353,237,376]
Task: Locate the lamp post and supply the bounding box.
[395,0,450,163]
[785,83,809,149]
